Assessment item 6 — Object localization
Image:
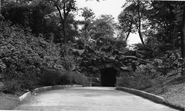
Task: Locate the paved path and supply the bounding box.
[14,87,179,111]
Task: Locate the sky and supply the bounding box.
[75,0,141,45]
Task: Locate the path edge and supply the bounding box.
[17,84,82,107]
[116,87,185,111]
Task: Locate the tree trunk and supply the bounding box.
[0,0,1,14]
[125,21,133,41]
[84,19,87,48]
[0,0,4,21]
[181,7,185,58]
[137,0,145,45]
[62,21,67,44]
[0,0,2,20]
[55,2,67,44]
[181,7,185,76]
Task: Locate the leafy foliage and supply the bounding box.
[89,14,115,40]
[1,0,185,96]
[59,71,89,86]
[0,21,63,93]
[2,1,79,43]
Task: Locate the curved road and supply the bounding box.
[14,87,178,111]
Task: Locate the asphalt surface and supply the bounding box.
[14,87,179,111]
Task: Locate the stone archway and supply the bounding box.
[100,67,117,87]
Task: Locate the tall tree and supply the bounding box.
[181,7,185,58]
[0,0,4,20]
[89,14,115,40]
[81,7,94,47]
[137,0,145,45]
[0,0,2,16]
[141,1,185,50]
[42,0,76,44]
[118,1,147,45]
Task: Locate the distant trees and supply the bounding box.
[118,0,146,45]
[2,0,79,43]
[119,1,185,59]
[0,0,4,20]
[52,0,76,44]
[81,7,95,47]
[90,14,115,40]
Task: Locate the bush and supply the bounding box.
[145,76,168,94]
[2,65,39,93]
[116,73,153,90]
[39,68,62,86]
[59,71,89,86]
[0,21,88,94]
[2,80,21,94]
[38,69,89,86]
[116,62,170,93]
[0,21,62,94]
[116,63,157,89]
[116,75,137,88]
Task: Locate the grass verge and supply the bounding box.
[145,75,185,108]
[0,93,19,110]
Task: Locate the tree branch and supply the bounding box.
[137,0,145,45]
[54,1,64,22]
[125,20,133,41]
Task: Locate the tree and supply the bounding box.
[118,7,134,41]
[0,0,4,20]
[137,0,145,45]
[81,7,94,47]
[90,14,115,40]
[144,1,179,49]
[41,0,76,44]
[2,0,79,44]
[118,1,147,45]
[52,0,76,44]
[118,0,145,45]
[181,7,185,58]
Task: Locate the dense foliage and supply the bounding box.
[116,1,185,92]
[0,21,88,94]
[1,0,185,94]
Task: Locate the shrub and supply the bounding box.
[39,68,62,86]
[0,21,88,94]
[59,71,89,86]
[116,62,170,93]
[145,76,168,94]
[116,63,158,89]
[38,69,89,86]
[2,64,39,93]
[0,21,62,94]
[116,75,137,88]
[2,80,21,94]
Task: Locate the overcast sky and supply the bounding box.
[76,0,124,22]
[75,0,141,45]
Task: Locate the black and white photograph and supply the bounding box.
[0,0,185,110]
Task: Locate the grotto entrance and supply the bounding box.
[100,67,117,87]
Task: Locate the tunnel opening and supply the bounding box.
[100,67,117,87]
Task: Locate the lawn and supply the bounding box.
[145,75,185,108]
[0,93,19,110]
[160,76,185,108]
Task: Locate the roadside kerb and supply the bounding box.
[116,87,184,111]
[18,84,82,104]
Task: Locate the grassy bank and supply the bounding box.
[144,76,185,108]
[160,78,185,108]
[0,93,19,110]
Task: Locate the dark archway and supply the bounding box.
[100,67,117,87]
